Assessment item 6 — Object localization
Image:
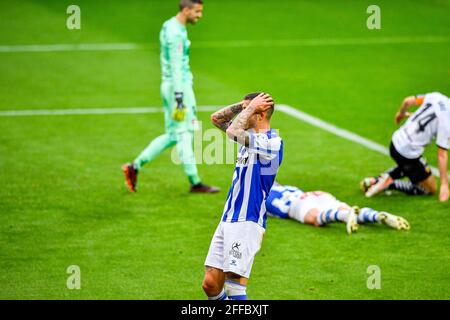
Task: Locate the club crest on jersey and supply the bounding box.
[236,149,249,166]
[236,155,249,166]
[229,242,242,259]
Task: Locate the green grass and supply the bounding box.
[0,0,449,299]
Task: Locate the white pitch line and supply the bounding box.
[277,104,447,179]
[195,36,450,48]
[0,43,142,53]
[0,104,446,179]
[277,104,389,156]
[0,106,218,116]
[0,36,449,53]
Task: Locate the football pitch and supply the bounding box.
[0,0,449,300]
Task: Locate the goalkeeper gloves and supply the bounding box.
[172,92,186,121]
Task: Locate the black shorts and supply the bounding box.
[389,142,432,184]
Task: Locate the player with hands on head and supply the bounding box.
[203,92,282,300]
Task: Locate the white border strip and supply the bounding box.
[1,36,449,53]
[0,104,446,178]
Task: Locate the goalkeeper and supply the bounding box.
[122,0,219,193]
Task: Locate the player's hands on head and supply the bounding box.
[439,184,449,202]
[241,99,251,109]
[248,93,274,114]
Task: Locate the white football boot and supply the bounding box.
[379,212,410,230]
[360,177,377,193]
[365,173,393,198]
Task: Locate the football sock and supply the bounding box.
[358,208,381,224]
[208,288,228,300]
[388,180,428,195]
[225,280,248,300]
[176,131,201,185]
[133,134,176,170]
[386,166,404,180]
[316,209,349,226]
[133,131,202,185]
[189,175,201,186]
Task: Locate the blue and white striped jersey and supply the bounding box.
[222,129,283,229]
[266,184,304,219]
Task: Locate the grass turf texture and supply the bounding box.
[0,0,449,299]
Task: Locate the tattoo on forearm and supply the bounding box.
[211,103,243,132]
[227,105,256,146]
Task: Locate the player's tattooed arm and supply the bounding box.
[226,93,274,147]
[226,104,255,146]
[210,102,244,132]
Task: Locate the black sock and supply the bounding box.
[388,180,428,195]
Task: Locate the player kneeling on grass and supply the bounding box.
[361,92,450,202]
[202,93,282,300]
[266,182,410,234]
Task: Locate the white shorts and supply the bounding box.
[204,221,265,278]
[288,191,349,223]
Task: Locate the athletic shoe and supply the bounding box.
[379,212,410,230]
[122,163,138,192]
[190,183,220,193]
[347,206,359,235]
[360,177,377,193]
[365,173,393,198]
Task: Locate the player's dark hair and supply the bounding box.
[243,92,275,119]
[243,92,260,101]
[179,0,203,10]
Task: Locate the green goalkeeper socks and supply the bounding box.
[133,134,176,171]
[133,131,202,186]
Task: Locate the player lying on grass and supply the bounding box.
[361,92,449,202]
[266,182,410,234]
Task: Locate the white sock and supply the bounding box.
[208,288,228,300]
[225,280,248,300]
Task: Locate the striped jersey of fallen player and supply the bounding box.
[266,183,410,234]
